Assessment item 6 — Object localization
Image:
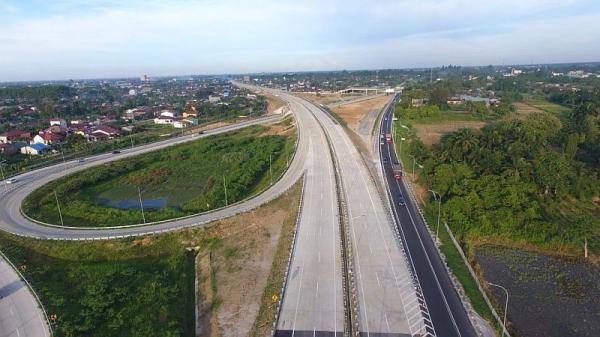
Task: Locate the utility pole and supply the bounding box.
[137,186,146,224]
[428,189,441,239]
[54,190,64,227]
[129,134,134,149]
[223,176,228,206]
[0,161,6,192]
[430,68,433,83]
[488,282,509,336]
[269,153,273,185]
[399,137,406,160]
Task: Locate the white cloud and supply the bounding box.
[0,0,598,81]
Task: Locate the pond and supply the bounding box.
[476,245,600,337]
[97,197,168,210]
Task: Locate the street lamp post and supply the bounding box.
[269,153,273,185]
[428,189,441,239]
[223,176,228,206]
[0,160,6,192]
[54,190,64,227]
[489,282,509,336]
[137,186,146,224]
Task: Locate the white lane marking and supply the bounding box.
[316,282,319,297]
[318,251,321,263]
[376,272,381,288]
[291,259,306,337]
[385,312,391,332]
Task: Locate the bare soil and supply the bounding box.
[331,95,390,132]
[193,181,302,337]
[414,121,487,146]
[296,93,346,106]
[514,102,544,115]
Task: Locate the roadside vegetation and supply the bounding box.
[0,179,303,337]
[23,121,296,227]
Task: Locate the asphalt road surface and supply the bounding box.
[0,255,50,337]
[0,114,305,240]
[379,98,478,337]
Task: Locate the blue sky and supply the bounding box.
[1,0,600,81]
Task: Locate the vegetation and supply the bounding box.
[23,123,296,227]
[398,90,600,255]
[0,233,196,337]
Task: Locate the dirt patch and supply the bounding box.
[414,121,487,146]
[331,95,390,132]
[190,181,301,337]
[131,236,155,247]
[259,121,296,137]
[514,102,544,115]
[262,92,287,114]
[297,93,346,106]
[197,253,219,337]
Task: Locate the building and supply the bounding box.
[243,75,250,83]
[128,89,137,96]
[49,118,67,128]
[154,116,175,125]
[447,97,462,105]
[183,111,198,118]
[410,98,429,107]
[91,125,120,140]
[511,68,523,76]
[208,95,221,104]
[140,74,148,82]
[159,109,177,118]
[33,132,65,145]
[21,143,50,155]
[0,130,31,144]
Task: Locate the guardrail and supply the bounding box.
[390,114,510,337]
[271,171,306,335]
[0,249,52,337]
[10,115,300,241]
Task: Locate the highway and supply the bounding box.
[0,114,305,240]
[379,97,479,337]
[0,254,50,337]
[0,84,478,337]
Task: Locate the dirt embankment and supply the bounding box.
[331,95,390,134]
[194,181,302,337]
[414,121,487,146]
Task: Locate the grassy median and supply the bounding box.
[23,122,296,227]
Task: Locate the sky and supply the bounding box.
[1,0,600,81]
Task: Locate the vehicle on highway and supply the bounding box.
[112,150,121,154]
[386,133,392,144]
[393,167,402,181]
[383,157,388,164]
[78,158,85,163]
[380,141,385,145]
[398,194,406,206]
[198,131,205,135]
[4,178,17,184]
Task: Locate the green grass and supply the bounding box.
[23,124,296,227]
[0,233,196,337]
[522,94,571,115]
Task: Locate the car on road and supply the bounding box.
[398,194,406,206]
[112,150,121,154]
[78,158,85,163]
[5,178,16,184]
[383,157,388,164]
[198,131,205,135]
[380,141,385,145]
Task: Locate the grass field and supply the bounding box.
[518,95,571,115]
[23,121,297,227]
[0,179,303,337]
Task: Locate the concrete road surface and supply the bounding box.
[0,255,50,337]
[274,98,345,336]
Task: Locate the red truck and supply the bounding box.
[385,133,392,144]
[393,165,402,181]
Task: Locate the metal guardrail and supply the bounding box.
[271,171,307,335]
[0,249,52,337]
[390,114,510,337]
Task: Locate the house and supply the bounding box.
[0,143,18,155]
[410,98,429,107]
[183,111,198,118]
[447,97,462,105]
[159,109,177,118]
[91,125,120,140]
[154,116,175,125]
[173,120,189,129]
[21,143,50,155]
[33,132,65,145]
[0,130,31,144]
[208,95,221,104]
[49,118,67,128]
[123,107,150,121]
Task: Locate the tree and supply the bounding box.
[429,86,449,108]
